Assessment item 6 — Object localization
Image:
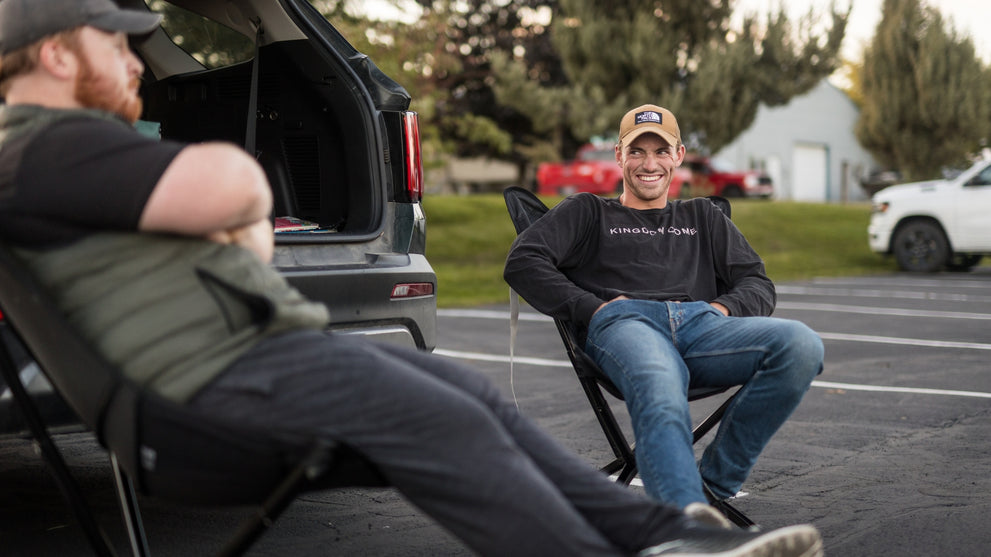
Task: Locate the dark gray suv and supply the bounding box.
[1,0,436,433]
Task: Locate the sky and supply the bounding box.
[733,0,991,62]
[358,0,991,63]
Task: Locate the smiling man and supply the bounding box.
[505,104,825,516]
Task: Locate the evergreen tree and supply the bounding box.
[493,0,849,157]
[321,0,557,166]
[856,0,991,180]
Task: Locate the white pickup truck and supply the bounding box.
[868,157,991,272]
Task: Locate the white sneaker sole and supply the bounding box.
[643,524,824,557]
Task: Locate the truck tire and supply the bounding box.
[722,185,743,198]
[946,254,982,272]
[893,221,949,272]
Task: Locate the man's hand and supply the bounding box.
[710,302,730,316]
[594,295,630,316]
[207,218,274,263]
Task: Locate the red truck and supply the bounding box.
[681,155,773,198]
[536,145,771,199]
[536,144,687,198]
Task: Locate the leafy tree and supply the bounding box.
[856,0,991,180]
[834,57,865,108]
[493,0,849,157]
[317,0,553,168]
[403,0,565,163]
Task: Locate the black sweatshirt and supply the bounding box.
[504,193,775,340]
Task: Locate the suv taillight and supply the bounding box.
[401,111,424,203]
[391,282,434,299]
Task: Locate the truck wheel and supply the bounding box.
[946,254,982,272]
[893,221,949,272]
[722,185,743,198]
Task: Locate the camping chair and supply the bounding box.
[503,186,754,528]
[0,244,386,557]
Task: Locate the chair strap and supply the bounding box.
[508,288,522,411]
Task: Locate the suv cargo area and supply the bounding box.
[135,0,437,350]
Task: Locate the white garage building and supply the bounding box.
[714,80,879,202]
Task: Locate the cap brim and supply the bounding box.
[623,126,679,147]
[89,10,162,36]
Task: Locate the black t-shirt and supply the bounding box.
[0,114,185,247]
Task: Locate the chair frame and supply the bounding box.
[0,244,385,556]
[504,186,754,528]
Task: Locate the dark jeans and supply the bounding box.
[188,330,685,556]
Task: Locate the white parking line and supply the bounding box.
[811,380,991,399]
[816,332,991,351]
[442,305,991,322]
[775,301,991,320]
[434,349,991,399]
[433,348,571,368]
[438,308,552,322]
[776,285,991,303]
[810,277,991,289]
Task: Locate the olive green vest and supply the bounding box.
[0,104,329,403]
[16,234,330,402]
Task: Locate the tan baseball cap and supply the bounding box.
[618,104,681,146]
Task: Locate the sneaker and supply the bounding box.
[684,503,734,530]
[638,524,823,557]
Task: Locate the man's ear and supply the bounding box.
[615,142,623,166]
[37,39,78,81]
[673,143,686,167]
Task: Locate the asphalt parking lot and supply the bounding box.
[2,268,990,555]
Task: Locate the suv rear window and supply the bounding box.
[145,1,254,68]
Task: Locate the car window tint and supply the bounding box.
[975,165,991,186]
[144,0,254,69]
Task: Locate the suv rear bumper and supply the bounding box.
[278,253,437,351]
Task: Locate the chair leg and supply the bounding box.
[110,453,150,557]
[692,392,736,443]
[0,337,117,556]
[704,483,757,529]
[216,442,334,557]
[715,499,756,529]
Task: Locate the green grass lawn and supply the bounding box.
[423,194,898,308]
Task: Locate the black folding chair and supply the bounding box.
[0,244,386,556]
[503,186,754,528]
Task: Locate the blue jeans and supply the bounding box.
[584,300,823,508]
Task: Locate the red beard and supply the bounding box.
[73,55,143,123]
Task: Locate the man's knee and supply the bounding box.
[775,320,824,386]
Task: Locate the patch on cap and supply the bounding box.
[635,111,662,126]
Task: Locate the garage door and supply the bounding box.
[792,144,828,201]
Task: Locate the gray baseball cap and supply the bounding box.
[0,0,162,55]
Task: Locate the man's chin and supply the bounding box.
[632,184,669,200]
